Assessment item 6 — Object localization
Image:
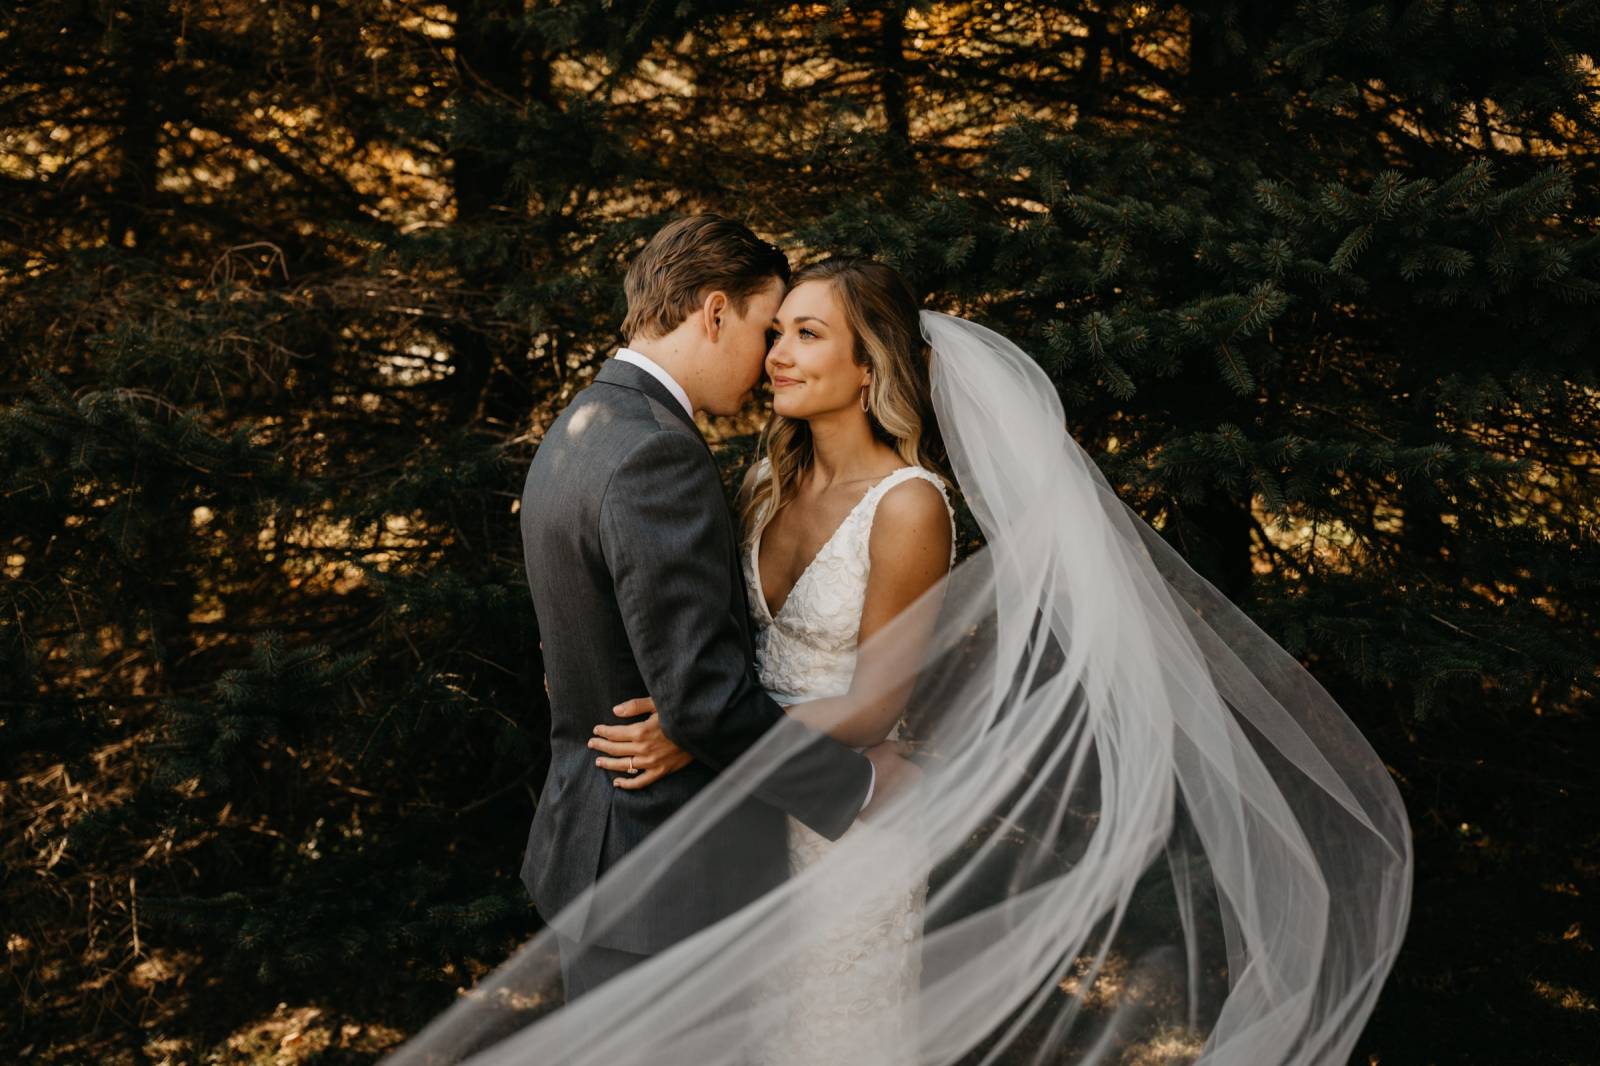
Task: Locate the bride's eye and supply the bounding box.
[799,328,816,339]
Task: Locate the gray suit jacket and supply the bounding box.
[518,356,873,955]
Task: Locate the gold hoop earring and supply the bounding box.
[860,384,870,413]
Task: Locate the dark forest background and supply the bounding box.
[2,2,1597,1063]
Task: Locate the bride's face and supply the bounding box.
[766,280,871,421]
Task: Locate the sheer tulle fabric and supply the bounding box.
[382,311,1413,1066]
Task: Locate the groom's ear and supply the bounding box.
[702,290,729,340]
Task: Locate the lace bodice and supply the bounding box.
[743,463,957,709]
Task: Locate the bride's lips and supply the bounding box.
[771,375,802,388]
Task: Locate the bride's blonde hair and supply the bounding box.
[740,257,950,545]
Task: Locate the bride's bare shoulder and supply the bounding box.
[869,474,953,565]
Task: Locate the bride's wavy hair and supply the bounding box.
[741,257,951,544]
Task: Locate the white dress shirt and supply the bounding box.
[609,347,876,812]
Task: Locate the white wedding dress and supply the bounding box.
[742,461,958,1066]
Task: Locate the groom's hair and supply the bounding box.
[621,214,790,341]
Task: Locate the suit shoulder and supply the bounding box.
[608,421,711,486]
[598,425,721,544]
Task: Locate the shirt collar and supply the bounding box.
[613,348,694,422]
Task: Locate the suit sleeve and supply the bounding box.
[599,430,872,840]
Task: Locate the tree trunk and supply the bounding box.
[442,0,543,427]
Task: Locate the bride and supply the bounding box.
[383,253,1412,1066]
[592,256,957,1065]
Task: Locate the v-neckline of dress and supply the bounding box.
[751,468,909,624]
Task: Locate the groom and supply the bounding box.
[518,214,909,999]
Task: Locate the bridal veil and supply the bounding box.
[381,310,1413,1065]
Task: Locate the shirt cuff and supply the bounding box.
[859,760,876,811]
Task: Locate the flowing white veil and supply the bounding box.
[382,310,1413,1066]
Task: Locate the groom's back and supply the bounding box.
[520,379,661,718]
[517,359,783,955]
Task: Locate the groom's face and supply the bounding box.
[705,275,786,416]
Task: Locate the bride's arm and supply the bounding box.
[782,479,953,748]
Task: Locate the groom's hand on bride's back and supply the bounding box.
[589,696,693,790]
[859,740,922,822]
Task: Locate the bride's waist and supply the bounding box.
[766,683,850,707]
[766,700,905,757]
[765,676,905,750]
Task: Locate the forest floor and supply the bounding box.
[4,696,1595,1065]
